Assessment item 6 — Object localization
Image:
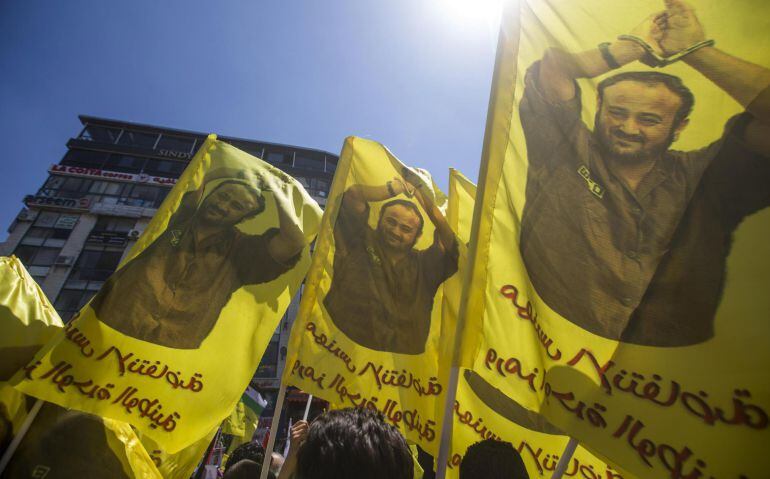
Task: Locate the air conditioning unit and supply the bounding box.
[54,255,74,266]
[127,229,142,239]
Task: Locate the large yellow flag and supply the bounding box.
[0,256,63,383]
[283,137,459,454]
[0,256,160,478]
[442,172,631,478]
[12,136,323,452]
[0,255,64,440]
[461,0,770,476]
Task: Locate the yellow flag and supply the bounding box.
[141,426,217,479]
[3,402,161,479]
[0,256,160,478]
[442,172,631,478]
[461,0,770,477]
[0,255,64,441]
[12,136,323,452]
[0,256,63,382]
[283,137,460,454]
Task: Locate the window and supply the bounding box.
[13,246,61,267]
[79,125,122,144]
[61,150,110,169]
[64,245,125,292]
[14,212,78,272]
[143,159,186,177]
[254,338,280,378]
[127,185,158,207]
[54,289,93,322]
[38,176,92,199]
[246,146,265,159]
[294,154,324,171]
[156,135,194,153]
[117,130,158,149]
[266,151,293,166]
[325,156,338,173]
[20,227,70,248]
[93,217,136,233]
[104,154,146,173]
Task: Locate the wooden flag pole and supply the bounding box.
[302,394,313,421]
[551,437,579,479]
[260,382,287,479]
[0,399,44,475]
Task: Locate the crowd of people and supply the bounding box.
[220,407,528,479]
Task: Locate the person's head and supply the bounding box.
[295,407,414,479]
[270,452,284,475]
[595,71,694,164]
[376,199,425,254]
[224,442,266,473]
[222,459,276,479]
[460,439,528,479]
[199,180,266,227]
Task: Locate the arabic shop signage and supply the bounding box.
[24,195,92,211]
[49,164,177,186]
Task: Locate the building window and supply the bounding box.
[104,154,146,173]
[13,212,79,279]
[61,150,110,169]
[143,159,186,177]
[54,289,92,322]
[254,337,280,378]
[14,246,60,267]
[93,217,136,233]
[79,125,122,144]
[117,129,159,149]
[325,157,337,173]
[121,184,160,208]
[58,245,126,319]
[156,135,195,154]
[266,151,293,166]
[294,154,324,171]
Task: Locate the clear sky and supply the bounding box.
[0,0,501,240]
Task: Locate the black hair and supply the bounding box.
[378,199,425,237]
[207,179,266,220]
[295,407,414,479]
[597,71,695,127]
[460,439,529,479]
[225,442,266,473]
[222,459,276,479]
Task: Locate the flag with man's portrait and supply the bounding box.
[458,0,770,477]
[441,172,632,479]
[283,136,460,454]
[11,135,323,452]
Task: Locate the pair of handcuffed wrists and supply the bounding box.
[387,179,421,197]
[599,36,715,69]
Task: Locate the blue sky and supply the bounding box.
[0,0,499,240]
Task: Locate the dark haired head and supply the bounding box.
[378,199,425,237]
[597,71,694,127]
[460,439,528,479]
[295,407,414,479]
[222,459,276,479]
[207,179,267,221]
[225,442,266,473]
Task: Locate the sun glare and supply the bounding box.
[439,0,504,32]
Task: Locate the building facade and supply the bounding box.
[0,115,336,391]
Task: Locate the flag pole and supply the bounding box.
[260,382,287,479]
[301,394,313,421]
[0,398,44,475]
[551,437,579,479]
[434,367,460,478]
